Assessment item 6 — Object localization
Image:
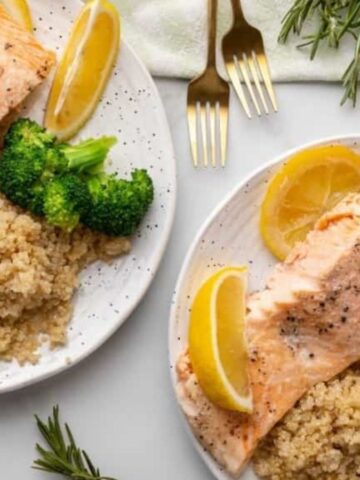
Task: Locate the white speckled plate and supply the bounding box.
[0,0,176,393]
[169,135,360,480]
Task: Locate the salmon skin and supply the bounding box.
[0,5,55,125]
[177,193,360,476]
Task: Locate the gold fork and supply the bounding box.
[222,0,277,118]
[187,0,229,168]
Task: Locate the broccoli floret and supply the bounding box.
[0,145,45,209]
[82,169,154,236]
[0,119,116,214]
[4,118,116,175]
[28,182,47,217]
[43,175,91,231]
[0,119,154,236]
[4,118,55,149]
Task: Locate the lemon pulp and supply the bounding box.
[44,0,120,141]
[260,145,360,260]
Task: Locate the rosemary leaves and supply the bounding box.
[33,406,118,480]
[279,0,360,106]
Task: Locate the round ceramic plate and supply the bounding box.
[0,0,176,392]
[169,135,360,480]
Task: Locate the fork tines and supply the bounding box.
[225,50,277,119]
[187,100,228,168]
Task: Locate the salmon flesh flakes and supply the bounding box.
[0,5,55,123]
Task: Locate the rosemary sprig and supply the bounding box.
[341,34,360,105]
[279,0,360,106]
[278,0,319,44]
[33,406,118,480]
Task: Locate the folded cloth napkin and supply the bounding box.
[114,0,354,81]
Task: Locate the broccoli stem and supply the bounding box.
[61,136,117,174]
[86,174,106,191]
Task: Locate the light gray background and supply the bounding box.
[0,81,359,479]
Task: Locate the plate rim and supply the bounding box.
[168,133,360,480]
[1,39,176,394]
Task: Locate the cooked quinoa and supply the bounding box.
[253,364,360,480]
[0,194,130,364]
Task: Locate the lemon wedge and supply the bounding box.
[260,145,360,260]
[189,266,252,413]
[44,0,120,141]
[0,0,32,31]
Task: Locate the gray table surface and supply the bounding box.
[1,79,359,480]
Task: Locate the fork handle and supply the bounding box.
[230,0,247,25]
[206,0,217,68]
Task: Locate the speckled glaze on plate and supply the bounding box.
[169,136,360,480]
[0,0,176,393]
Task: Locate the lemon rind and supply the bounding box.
[189,266,253,413]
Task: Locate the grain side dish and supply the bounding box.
[0,194,130,364]
[253,365,360,480]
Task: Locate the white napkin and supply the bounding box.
[114,0,354,81]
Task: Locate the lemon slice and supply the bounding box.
[260,145,360,260]
[189,266,252,413]
[0,0,32,31]
[44,0,120,141]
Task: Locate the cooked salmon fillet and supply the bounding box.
[176,192,360,476]
[0,5,55,124]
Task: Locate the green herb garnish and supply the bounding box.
[33,406,117,480]
[279,0,360,106]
